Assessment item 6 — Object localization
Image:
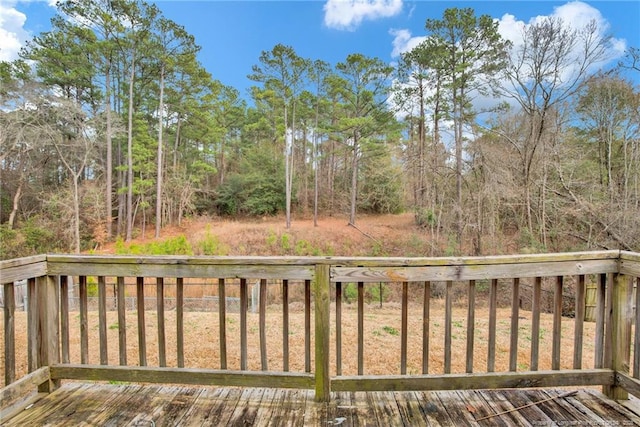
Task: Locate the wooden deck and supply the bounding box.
[3,383,640,426]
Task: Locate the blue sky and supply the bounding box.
[1,0,638,98]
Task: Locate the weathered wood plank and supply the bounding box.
[466,280,475,374]
[79,275,88,365]
[401,281,408,375]
[444,281,452,374]
[136,277,147,367]
[552,276,563,370]
[620,255,640,276]
[486,389,553,426]
[283,279,289,372]
[336,281,343,376]
[240,278,248,371]
[157,277,166,367]
[218,278,227,370]
[259,278,268,371]
[530,276,541,371]
[0,255,46,283]
[2,382,91,426]
[47,259,315,280]
[574,274,586,369]
[594,273,606,368]
[116,276,127,366]
[332,259,619,282]
[98,276,108,365]
[315,264,331,402]
[0,367,49,412]
[422,281,430,375]
[636,277,640,378]
[304,279,311,373]
[27,278,37,372]
[4,282,15,386]
[226,387,264,425]
[509,278,519,372]
[49,365,315,389]
[37,275,59,392]
[177,277,184,368]
[457,390,505,426]
[487,278,497,373]
[59,276,70,365]
[4,383,640,426]
[579,388,640,424]
[178,386,238,425]
[605,272,631,400]
[331,369,615,392]
[358,281,364,375]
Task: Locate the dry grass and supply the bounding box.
[1,298,599,384]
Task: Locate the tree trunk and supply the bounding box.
[105,62,113,240]
[8,176,23,229]
[349,136,359,226]
[126,54,136,242]
[155,63,165,238]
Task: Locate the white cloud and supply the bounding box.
[324,0,403,31]
[496,1,626,63]
[389,28,424,58]
[0,0,29,62]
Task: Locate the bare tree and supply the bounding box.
[498,17,611,238]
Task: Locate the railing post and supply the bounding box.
[37,275,60,392]
[605,272,631,400]
[314,263,331,402]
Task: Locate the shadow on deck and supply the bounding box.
[3,382,640,426]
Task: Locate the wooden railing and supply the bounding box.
[2,251,640,414]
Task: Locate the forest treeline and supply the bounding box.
[1,0,639,258]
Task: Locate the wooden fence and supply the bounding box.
[2,251,640,412]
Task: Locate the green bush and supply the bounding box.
[115,235,193,255]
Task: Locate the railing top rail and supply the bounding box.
[3,251,638,283]
[0,255,47,284]
[45,250,622,266]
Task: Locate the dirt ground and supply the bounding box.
[2,299,597,384]
[99,213,520,257]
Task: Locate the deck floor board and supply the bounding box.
[3,383,640,426]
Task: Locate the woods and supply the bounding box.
[1,0,638,258]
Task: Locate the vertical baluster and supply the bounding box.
[60,276,70,364]
[4,282,15,385]
[573,275,586,369]
[117,276,127,366]
[283,279,289,372]
[466,280,476,374]
[37,276,59,392]
[531,277,542,371]
[137,277,147,367]
[240,278,247,370]
[444,280,452,374]
[157,277,166,367]
[422,281,430,374]
[358,281,364,375]
[401,281,408,375]
[260,278,268,371]
[594,273,607,368]
[305,279,311,373]
[98,276,108,365]
[218,278,227,370]
[336,281,342,376]
[177,277,184,368]
[79,275,88,365]
[509,278,520,372]
[634,277,640,378]
[487,279,497,373]
[314,264,331,402]
[552,276,563,370]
